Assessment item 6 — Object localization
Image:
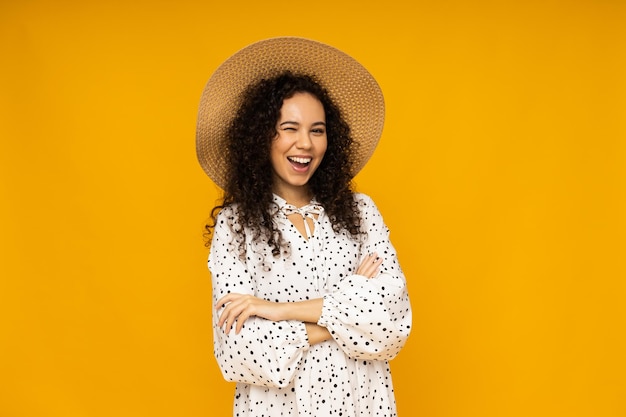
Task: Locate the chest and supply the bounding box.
[246,218,362,302]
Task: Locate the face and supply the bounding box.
[270,92,327,197]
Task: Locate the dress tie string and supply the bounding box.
[281,203,323,239]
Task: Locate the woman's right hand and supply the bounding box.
[356,252,383,279]
[216,293,284,334]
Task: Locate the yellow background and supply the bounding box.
[1,1,625,416]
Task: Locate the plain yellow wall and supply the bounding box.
[1,1,625,416]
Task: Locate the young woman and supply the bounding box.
[196,37,412,417]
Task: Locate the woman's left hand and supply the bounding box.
[356,252,383,279]
[216,293,284,334]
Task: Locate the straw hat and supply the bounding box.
[196,37,385,189]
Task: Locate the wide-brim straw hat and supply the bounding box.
[196,36,385,189]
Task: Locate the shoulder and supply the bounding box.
[352,192,378,211]
[214,203,237,221]
[213,204,244,232]
[352,192,388,228]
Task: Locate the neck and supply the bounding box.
[273,186,313,208]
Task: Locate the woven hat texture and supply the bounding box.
[196,37,385,189]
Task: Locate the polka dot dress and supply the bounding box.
[208,193,412,417]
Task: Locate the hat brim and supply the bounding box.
[196,37,385,189]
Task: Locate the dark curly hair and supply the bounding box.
[205,71,363,256]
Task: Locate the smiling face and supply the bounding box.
[270,92,328,201]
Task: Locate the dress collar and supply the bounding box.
[272,194,324,240]
[272,194,324,218]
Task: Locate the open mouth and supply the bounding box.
[287,156,312,169]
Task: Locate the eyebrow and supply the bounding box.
[279,121,326,127]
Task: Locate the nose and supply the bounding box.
[295,130,312,149]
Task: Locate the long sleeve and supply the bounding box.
[316,194,412,360]
[208,206,310,388]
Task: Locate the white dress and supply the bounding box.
[208,193,412,417]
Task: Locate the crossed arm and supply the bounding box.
[215,252,384,345]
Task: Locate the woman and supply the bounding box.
[196,37,412,417]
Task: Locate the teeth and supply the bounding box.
[288,157,312,164]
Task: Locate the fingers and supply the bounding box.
[215,293,278,335]
[356,252,383,278]
[216,293,251,334]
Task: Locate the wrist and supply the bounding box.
[277,301,292,322]
[305,323,332,345]
[276,299,323,323]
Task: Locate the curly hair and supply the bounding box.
[205,71,363,256]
